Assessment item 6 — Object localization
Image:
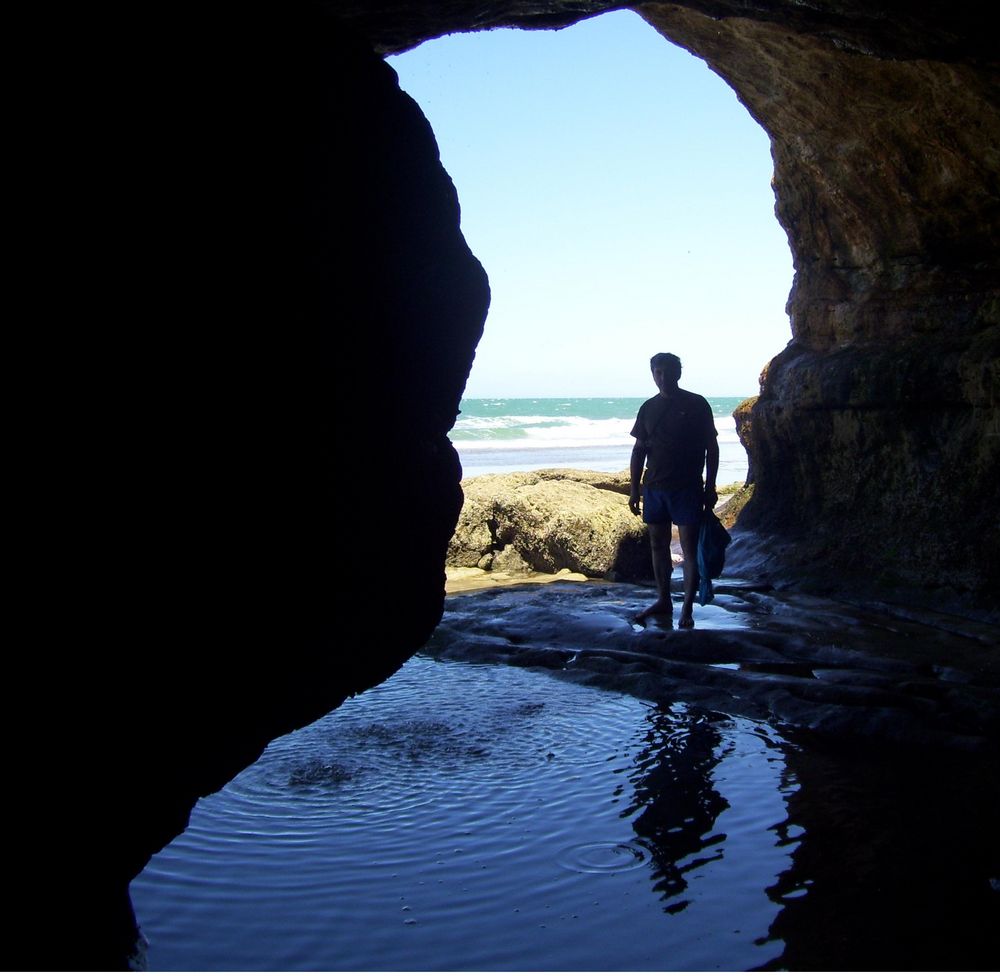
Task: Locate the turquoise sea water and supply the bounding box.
[453,395,750,484]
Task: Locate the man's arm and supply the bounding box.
[704,436,720,509]
[629,440,646,516]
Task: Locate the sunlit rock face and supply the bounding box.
[449,471,652,579]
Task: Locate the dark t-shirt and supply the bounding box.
[630,389,717,490]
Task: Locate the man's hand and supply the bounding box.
[629,492,642,517]
[704,485,718,510]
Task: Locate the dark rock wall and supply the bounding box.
[19,5,487,969]
[335,0,630,54]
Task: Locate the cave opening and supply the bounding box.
[365,1,999,603]
[387,9,794,412]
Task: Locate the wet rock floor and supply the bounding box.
[133,576,1000,971]
[426,578,1000,753]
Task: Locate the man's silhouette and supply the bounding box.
[629,353,719,627]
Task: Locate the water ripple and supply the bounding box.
[132,655,797,971]
[557,840,651,873]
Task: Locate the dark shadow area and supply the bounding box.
[615,693,1000,970]
[762,736,1000,971]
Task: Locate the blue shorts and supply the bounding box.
[642,484,703,526]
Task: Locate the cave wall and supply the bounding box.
[20,0,998,967]
[18,5,488,969]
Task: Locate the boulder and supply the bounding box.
[450,471,652,580]
[733,396,757,486]
[530,467,632,495]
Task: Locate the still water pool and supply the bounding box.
[132,656,796,969]
[131,654,998,970]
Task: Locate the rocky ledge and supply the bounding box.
[448,468,749,582]
[425,578,1000,753]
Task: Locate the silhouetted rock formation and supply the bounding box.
[16,1,997,968]
[18,6,489,969]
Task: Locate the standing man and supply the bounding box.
[629,353,719,627]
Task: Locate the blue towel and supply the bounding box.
[697,511,732,606]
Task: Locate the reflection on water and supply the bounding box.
[131,655,998,970]
[625,706,730,913]
[765,736,1000,970]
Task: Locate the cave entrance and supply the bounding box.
[388,9,792,485]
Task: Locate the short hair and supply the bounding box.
[650,352,682,381]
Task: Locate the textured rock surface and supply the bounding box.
[449,471,652,578]
[732,395,757,485]
[428,580,1000,751]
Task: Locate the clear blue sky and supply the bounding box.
[388,9,794,398]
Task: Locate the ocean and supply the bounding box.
[452,396,750,486]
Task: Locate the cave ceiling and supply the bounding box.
[332,1,994,62]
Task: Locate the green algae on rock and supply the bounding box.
[449,470,653,580]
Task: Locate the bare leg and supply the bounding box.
[677,522,700,628]
[637,523,673,624]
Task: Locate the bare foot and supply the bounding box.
[678,614,694,629]
[636,599,673,625]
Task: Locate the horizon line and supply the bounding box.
[460,392,757,399]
